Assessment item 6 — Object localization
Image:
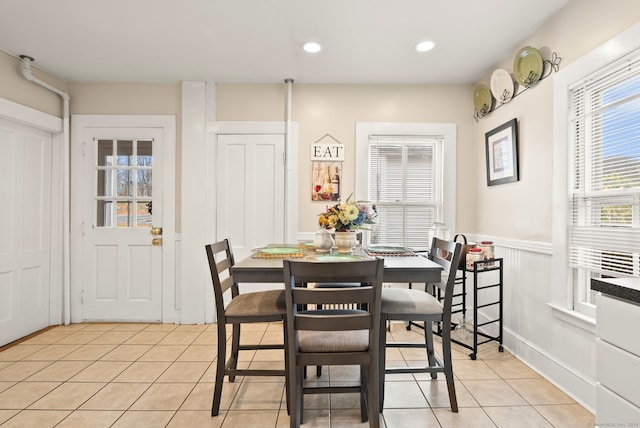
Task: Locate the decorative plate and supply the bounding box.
[366,245,408,254]
[513,46,543,87]
[490,69,514,103]
[473,83,493,115]
[258,247,301,255]
[313,254,364,262]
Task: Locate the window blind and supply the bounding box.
[568,51,640,277]
[368,135,443,250]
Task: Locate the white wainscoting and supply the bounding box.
[472,236,596,413]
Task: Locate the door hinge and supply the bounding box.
[283,152,287,165]
[80,290,84,304]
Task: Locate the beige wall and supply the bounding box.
[473,0,640,242]
[217,83,477,234]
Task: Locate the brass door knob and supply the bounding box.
[151,227,163,236]
[151,238,162,246]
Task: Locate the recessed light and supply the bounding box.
[415,40,435,53]
[302,41,323,53]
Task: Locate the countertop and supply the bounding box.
[591,277,640,305]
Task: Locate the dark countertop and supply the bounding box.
[591,277,640,305]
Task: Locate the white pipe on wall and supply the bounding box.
[284,78,294,242]
[20,55,71,326]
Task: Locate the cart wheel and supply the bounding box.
[469,353,476,360]
[406,324,411,331]
[498,345,504,352]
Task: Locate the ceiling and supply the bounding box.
[0,0,569,85]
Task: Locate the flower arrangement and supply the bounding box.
[318,194,377,232]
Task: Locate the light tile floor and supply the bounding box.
[0,322,594,427]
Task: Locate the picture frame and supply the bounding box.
[485,118,519,186]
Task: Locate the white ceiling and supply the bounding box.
[0,0,569,85]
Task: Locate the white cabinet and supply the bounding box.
[595,292,640,426]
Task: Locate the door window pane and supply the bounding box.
[97,140,113,166]
[96,200,113,227]
[137,202,152,228]
[137,140,153,166]
[116,201,132,227]
[137,170,152,197]
[117,140,133,166]
[116,170,133,197]
[97,170,113,197]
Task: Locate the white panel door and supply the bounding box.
[0,118,52,345]
[217,134,285,265]
[79,127,163,321]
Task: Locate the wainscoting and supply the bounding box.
[475,237,596,413]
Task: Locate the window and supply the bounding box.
[355,123,456,251]
[368,136,442,249]
[96,138,153,228]
[567,48,640,315]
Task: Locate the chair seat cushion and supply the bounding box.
[299,330,369,353]
[381,288,443,315]
[225,290,286,317]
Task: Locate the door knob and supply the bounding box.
[151,227,163,236]
[151,238,162,246]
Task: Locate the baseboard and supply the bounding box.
[501,324,596,413]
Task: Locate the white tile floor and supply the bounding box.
[0,322,594,427]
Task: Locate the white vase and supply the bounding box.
[334,231,358,254]
[313,229,335,253]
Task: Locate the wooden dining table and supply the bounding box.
[231,247,443,285]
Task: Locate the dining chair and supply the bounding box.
[308,232,362,378]
[283,258,384,428]
[205,239,289,416]
[378,237,462,412]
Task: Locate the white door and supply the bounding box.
[0,117,52,345]
[216,134,285,264]
[78,127,164,321]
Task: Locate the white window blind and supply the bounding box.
[568,51,640,279]
[368,135,443,250]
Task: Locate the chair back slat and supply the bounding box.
[292,286,374,305]
[296,312,371,331]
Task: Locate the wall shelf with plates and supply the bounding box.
[473,48,562,121]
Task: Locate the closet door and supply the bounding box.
[0,117,52,346]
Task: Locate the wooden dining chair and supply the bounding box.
[283,258,384,428]
[378,237,462,412]
[205,239,289,416]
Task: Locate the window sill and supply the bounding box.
[547,303,596,334]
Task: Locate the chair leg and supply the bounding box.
[212,326,227,416]
[316,365,322,377]
[368,360,380,427]
[441,328,458,412]
[289,362,300,428]
[229,323,241,382]
[378,316,387,411]
[360,365,368,423]
[424,322,437,379]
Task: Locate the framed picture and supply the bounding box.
[485,118,519,186]
[311,161,342,201]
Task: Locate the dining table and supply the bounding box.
[230,245,443,285]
